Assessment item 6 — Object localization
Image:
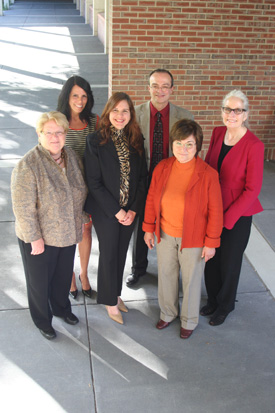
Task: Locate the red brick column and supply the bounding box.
[109,0,275,159]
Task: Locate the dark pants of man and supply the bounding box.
[131,204,148,276]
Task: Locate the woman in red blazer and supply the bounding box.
[200,89,264,326]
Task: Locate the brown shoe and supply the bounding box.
[180,328,193,339]
[105,306,123,325]
[156,319,170,330]
[118,299,128,313]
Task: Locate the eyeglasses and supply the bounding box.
[222,107,247,115]
[150,85,172,91]
[174,141,196,150]
[42,131,65,138]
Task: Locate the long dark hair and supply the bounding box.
[99,92,143,156]
[57,75,94,124]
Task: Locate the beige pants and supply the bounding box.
[156,230,205,330]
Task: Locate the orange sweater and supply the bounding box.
[142,156,223,250]
[161,157,196,237]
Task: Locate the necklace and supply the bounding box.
[52,150,64,165]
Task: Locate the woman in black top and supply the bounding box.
[57,75,99,299]
[84,92,147,324]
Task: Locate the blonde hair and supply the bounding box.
[36,111,69,135]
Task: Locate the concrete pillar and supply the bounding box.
[92,0,104,36]
[80,0,85,16]
[3,0,10,10]
[104,0,109,54]
[85,0,93,24]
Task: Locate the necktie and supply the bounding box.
[151,112,163,174]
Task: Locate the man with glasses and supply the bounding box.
[126,68,193,287]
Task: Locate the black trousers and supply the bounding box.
[18,239,76,330]
[131,204,148,275]
[204,216,252,314]
[92,204,136,306]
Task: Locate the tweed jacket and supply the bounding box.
[11,144,88,247]
[205,126,264,230]
[142,156,223,250]
[135,101,194,167]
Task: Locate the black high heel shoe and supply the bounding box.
[79,275,93,299]
[69,289,78,299]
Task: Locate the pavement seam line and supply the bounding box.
[245,223,275,299]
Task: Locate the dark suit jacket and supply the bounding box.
[84,130,147,219]
[205,126,264,230]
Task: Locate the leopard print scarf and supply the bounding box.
[111,126,130,207]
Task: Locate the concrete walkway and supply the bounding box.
[0,2,275,413]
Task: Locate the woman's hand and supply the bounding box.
[31,238,45,255]
[144,232,155,250]
[115,209,127,222]
[201,246,215,263]
[119,210,136,226]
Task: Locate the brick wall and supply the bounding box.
[109,0,275,159]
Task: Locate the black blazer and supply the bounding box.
[84,130,148,219]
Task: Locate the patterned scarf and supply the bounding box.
[111,126,130,207]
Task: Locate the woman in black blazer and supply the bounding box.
[84,92,147,324]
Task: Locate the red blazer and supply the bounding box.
[142,156,223,250]
[205,126,264,230]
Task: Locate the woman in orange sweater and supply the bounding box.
[143,119,223,339]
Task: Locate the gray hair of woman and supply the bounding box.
[222,89,249,128]
[36,111,69,141]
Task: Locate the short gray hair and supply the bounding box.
[222,89,249,112]
[222,90,249,127]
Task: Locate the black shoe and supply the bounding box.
[126,273,139,286]
[69,289,78,299]
[126,272,145,286]
[209,311,228,326]
[63,313,79,325]
[39,327,56,340]
[200,304,217,317]
[79,275,93,299]
[82,287,93,299]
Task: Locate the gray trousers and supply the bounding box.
[156,231,205,330]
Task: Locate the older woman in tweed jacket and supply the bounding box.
[11,111,88,340]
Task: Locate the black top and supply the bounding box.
[218,141,233,173]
